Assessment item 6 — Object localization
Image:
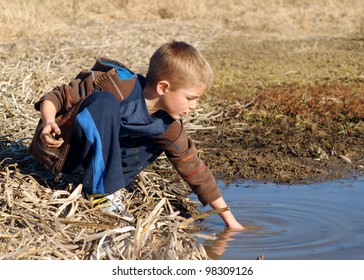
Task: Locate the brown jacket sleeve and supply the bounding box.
[34,79,84,114]
[153,120,222,206]
[34,58,135,114]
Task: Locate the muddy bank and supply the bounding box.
[193,89,364,184]
[188,37,364,184]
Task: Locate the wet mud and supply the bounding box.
[190,37,364,184]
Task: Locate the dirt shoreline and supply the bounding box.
[185,37,364,185]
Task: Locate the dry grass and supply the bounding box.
[1,0,363,44]
[1,0,363,260]
[0,162,209,260]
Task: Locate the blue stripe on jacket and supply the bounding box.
[76,108,106,194]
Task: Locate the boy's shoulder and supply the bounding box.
[74,57,143,103]
[93,58,138,82]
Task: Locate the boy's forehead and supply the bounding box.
[182,86,206,96]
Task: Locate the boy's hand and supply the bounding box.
[41,122,64,148]
[226,220,246,230]
[209,197,247,230]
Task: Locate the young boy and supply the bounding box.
[29,40,245,229]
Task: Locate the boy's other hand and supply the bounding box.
[41,122,64,148]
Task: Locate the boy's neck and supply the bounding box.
[143,88,160,115]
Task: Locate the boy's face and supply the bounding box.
[159,85,205,120]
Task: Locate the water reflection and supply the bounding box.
[204,226,263,260]
[197,177,364,260]
[204,229,240,259]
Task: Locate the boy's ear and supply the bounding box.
[156,80,170,96]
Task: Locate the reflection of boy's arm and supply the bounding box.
[205,229,242,259]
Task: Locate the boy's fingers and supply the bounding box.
[44,133,64,147]
[46,133,63,141]
[50,123,61,135]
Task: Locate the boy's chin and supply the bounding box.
[170,114,182,120]
[167,111,185,120]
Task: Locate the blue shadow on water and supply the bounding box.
[194,176,364,260]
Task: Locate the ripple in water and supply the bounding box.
[197,176,364,260]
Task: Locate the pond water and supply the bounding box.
[196,176,364,260]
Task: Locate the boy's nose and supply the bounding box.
[189,100,197,109]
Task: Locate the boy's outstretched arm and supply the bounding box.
[209,197,246,230]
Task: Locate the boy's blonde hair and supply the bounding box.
[146,41,213,91]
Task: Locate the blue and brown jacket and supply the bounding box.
[29,58,221,205]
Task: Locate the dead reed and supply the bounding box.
[0,149,214,260]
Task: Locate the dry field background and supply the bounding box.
[1,0,363,139]
[1,0,363,140]
[1,0,364,259]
